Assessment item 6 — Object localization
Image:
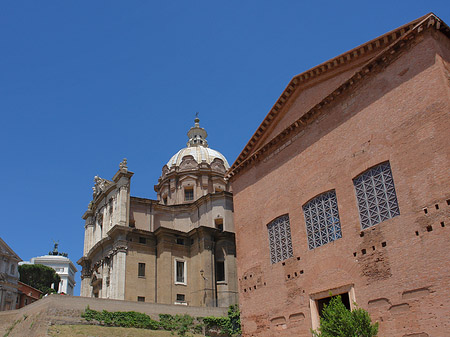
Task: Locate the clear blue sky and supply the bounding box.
[1,1,448,296]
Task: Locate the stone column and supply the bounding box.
[111,243,127,300]
[117,184,129,227]
[79,260,92,297]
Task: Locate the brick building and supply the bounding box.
[227,13,450,336]
[17,281,42,308]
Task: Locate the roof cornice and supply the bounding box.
[130,190,233,210]
[227,13,449,179]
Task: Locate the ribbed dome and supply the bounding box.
[166,116,230,169]
[167,146,230,169]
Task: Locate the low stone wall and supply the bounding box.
[0,294,228,336]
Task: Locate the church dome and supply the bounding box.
[166,117,230,169]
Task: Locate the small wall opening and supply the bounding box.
[216,261,225,282]
[214,218,224,231]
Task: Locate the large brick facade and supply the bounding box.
[228,14,450,337]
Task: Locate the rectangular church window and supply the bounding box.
[184,188,194,201]
[175,260,186,284]
[138,263,145,277]
[216,261,225,282]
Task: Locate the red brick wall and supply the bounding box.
[231,31,450,337]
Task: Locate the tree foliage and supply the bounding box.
[312,295,378,337]
[18,264,60,294]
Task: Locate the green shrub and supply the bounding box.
[81,307,159,330]
[159,313,196,336]
[203,304,241,336]
[81,305,241,336]
[312,295,378,337]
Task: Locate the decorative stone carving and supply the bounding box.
[92,176,112,198]
[161,165,169,179]
[211,158,226,173]
[113,243,128,254]
[119,158,128,172]
[179,156,198,171]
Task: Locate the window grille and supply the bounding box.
[303,190,342,249]
[353,162,400,229]
[267,214,293,264]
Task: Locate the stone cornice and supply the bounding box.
[156,164,228,192]
[227,13,450,180]
[131,191,233,212]
[112,168,134,183]
[78,223,235,266]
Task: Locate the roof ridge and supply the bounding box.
[227,13,449,178]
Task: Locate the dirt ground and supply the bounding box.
[47,324,205,337]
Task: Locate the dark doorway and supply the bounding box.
[317,292,350,317]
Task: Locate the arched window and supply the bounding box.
[303,190,342,249]
[267,214,293,264]
[10,264,15,275]
[353,161,400,229]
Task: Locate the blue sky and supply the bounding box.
[1,1,448,296]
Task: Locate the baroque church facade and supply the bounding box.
[227,13,450,337]
[78,118,238,307]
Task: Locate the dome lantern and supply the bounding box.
[187,115,208,148]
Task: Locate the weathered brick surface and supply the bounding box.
[231,30,450,337]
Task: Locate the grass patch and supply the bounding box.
[48,325,204,337]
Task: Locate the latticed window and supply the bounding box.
[303,190,342,249]
[353,162,400,229]
[267,214,293,264]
